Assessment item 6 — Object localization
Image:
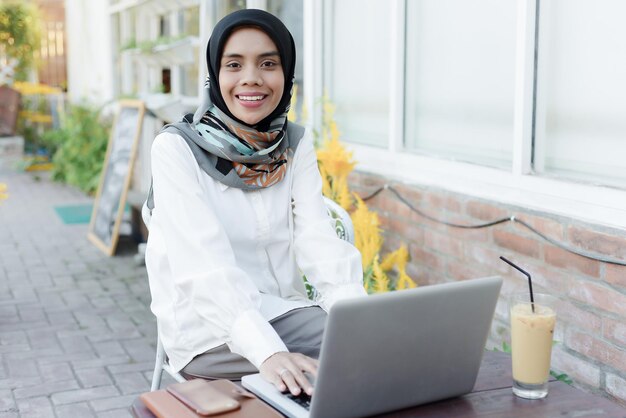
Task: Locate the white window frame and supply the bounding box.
[305,0,626,230]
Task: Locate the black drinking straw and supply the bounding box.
[500,256,535,313]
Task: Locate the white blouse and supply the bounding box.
[145,129,366,372]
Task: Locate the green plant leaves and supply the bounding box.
[550,371,573,385]
[45,103,111,195]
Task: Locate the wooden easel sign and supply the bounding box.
[88,100,145,256]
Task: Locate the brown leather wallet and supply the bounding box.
[167,379,240,416]
[131,396,157,418]
[139,379,283,418]
[140,390,199,418]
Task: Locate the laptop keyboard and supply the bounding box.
[286,392,312,410]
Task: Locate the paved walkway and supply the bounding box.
[0,168,173,418]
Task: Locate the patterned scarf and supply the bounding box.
[194,91,291,188]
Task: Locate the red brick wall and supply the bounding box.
[349,170,626,406]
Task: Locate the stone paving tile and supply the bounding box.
[15,396,55,418]
[51,385,120,405]
[107,361,153,375]
[1,169,159,417]
[90,393,137,412]
[13,379,80,400]
[37,351,97,366]
[112,372,150,395]
[72,355,132,370]
[17,307,46,322]
[0,378,41,391]
[96,408,133,418]
[38,362,75,382]
[0,331,28,345]
[55,402,96,418]
[93,341,126,358]
[0,389,16,415]
[87,330,143,343]
[121,339,155,363]
[75,368,113,389]
[0,343,30,355]
[5,347,64,362]
[6,360,38,379]
[58,335,92,354]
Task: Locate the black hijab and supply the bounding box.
[206,9,296,131]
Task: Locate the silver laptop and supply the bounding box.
[242,276,502,418]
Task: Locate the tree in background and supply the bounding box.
[0,2,41,82]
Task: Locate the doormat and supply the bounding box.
[54,204,92,224]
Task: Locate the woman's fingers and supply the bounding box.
[271,368,287,392]
[278,368,302,396]
[260,352,319,396]
[297,355,319,376]
[282,354,316,395]
[290,368,314,396]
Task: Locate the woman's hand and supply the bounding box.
[259,352,318,396]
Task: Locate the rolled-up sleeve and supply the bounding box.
[148,132,287,368]
[290,135,367,310]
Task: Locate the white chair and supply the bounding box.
[146,197,354,390]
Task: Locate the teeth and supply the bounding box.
[238,95,264,101]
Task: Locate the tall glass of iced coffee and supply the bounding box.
[509,293,557,399]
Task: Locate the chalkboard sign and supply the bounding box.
[88,100,145,255]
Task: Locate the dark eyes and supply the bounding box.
[222,60,280,69]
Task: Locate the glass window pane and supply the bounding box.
[159,15,170,37]
[268,0,304,118]
[179,6,200,37]
[181,62,199,96]
[323,0,390,147]
[214,0,245,20]
[404,0,517,168]
[534,0,626,188]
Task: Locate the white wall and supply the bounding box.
[65,0,113,104]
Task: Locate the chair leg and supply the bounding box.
[151,336,165,391]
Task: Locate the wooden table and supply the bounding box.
[378,351,626,417]
[132,351,626,418]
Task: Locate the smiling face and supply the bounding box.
[219,27,285,126]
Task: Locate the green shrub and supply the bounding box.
[42,103,111,195]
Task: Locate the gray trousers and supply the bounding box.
[181,306,327,381]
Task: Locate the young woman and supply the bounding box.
[145,9,366,397]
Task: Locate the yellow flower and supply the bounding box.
[288,84,298,122]
[381,245,409,271]
[0,183,8,202]
[13,81,61,96]
[396,270,417,290]
[322,90,336,128]
[316,124,356,211]
[312,93,417,293]
[351,195,382,270]
[316,135,356,180]
[334,176,352,211]
[380,245,416,290]
[319,164,332,198]
[371,256,389,293]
